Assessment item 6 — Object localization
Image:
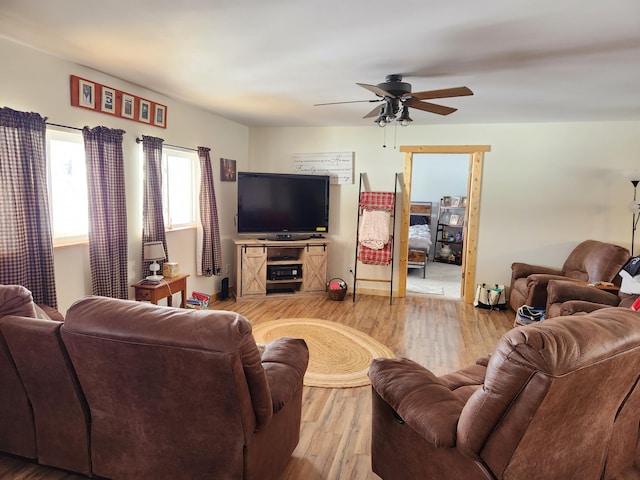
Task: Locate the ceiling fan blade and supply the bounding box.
[314,99,382,106]
[410,86,473,100]
[356,82,396,98]
[363,105,383,119]
[404,98,457,115]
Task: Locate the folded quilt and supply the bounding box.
[358,242,392,265]
[359,209,390,250]
[359,192,395,211]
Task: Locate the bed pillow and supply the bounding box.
[410,214,428,226]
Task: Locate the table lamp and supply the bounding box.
[143,241,166,281]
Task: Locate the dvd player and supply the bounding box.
[267,264,300,280]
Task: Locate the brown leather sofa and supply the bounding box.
[546,278,639,318]
[369,307,640,480]
[0,293,309,480]
[0,284,66,462]
[509,240,630,311]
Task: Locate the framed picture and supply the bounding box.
[441,196,451,207]
[449,214,460,226]
[220,158,236,182]
[461,196,467,207]
[121,93,135,119]
[440,212,451,225]
[451,196,461,207]
[153,104,166,127]
[101,87,116,114]
[139,99,151,123]
[78,78,95,109]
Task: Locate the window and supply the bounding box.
[47,129,89,244]
[163,148,197,229]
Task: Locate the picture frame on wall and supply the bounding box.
[154,104,166,127]
[69,76,169,128]
[121,93,134,119]
[139,99,151,123]
[101,87,116,114]
[78,78,95,109]
[220,158,237,182]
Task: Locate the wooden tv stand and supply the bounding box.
[234,237,329,300]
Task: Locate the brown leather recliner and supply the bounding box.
[545,278,639,318]
[60,296,309,480]
[369,307,640,480]
[509,240,630,311]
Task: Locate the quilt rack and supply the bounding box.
[352,173,400,305]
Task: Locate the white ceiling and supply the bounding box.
[2,0,639,127]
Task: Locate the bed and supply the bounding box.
[408,202,433,278]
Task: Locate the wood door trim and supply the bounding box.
[397,145,490,303]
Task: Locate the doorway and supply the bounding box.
[407,154,467,298]
[397,145,490,303]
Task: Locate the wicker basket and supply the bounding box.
[327,278,347,301]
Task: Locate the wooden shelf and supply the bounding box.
[436,196,466,264]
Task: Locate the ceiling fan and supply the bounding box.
[315,74,473,126]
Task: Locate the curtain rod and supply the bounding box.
[46,122,83,131]
[135,137,198,152]
[45,125,195,153]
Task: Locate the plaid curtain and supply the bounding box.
[0,108,57,307]
[141,135,168,276]
[83,126,128,299]
[197,147,222,276]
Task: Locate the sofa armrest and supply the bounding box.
[511,262,563,279]
[261,337,309,413]
[368,357,465,447]
[560,300,612,316]
[547,279,619,309]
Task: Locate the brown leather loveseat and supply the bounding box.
[509,239,630,311]
[0,293,309,479]
[369,307,640,480]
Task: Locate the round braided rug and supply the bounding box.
[251,318,394,388]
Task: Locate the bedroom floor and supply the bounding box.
[407,260,462,298]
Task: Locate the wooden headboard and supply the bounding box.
[410,202,432,224]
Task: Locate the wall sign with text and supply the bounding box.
[292,151,354,185]
[70,75,167,128]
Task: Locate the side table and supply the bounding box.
[131,274,190,308]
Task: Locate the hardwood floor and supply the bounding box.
[2,293,640,479]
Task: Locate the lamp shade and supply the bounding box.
[143,241,166,261]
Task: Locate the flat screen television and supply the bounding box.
[237,172,330,236]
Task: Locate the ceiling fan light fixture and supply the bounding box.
[375,115,387,127]
[398,106,412,126]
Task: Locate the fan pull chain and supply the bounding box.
[393,122,398,149]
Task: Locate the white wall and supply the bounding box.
[4,37,640,311]
[250,122,640,292]
[1,38,249,314]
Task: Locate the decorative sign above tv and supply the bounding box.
[69,75,167,128]
[292,151,354,185]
